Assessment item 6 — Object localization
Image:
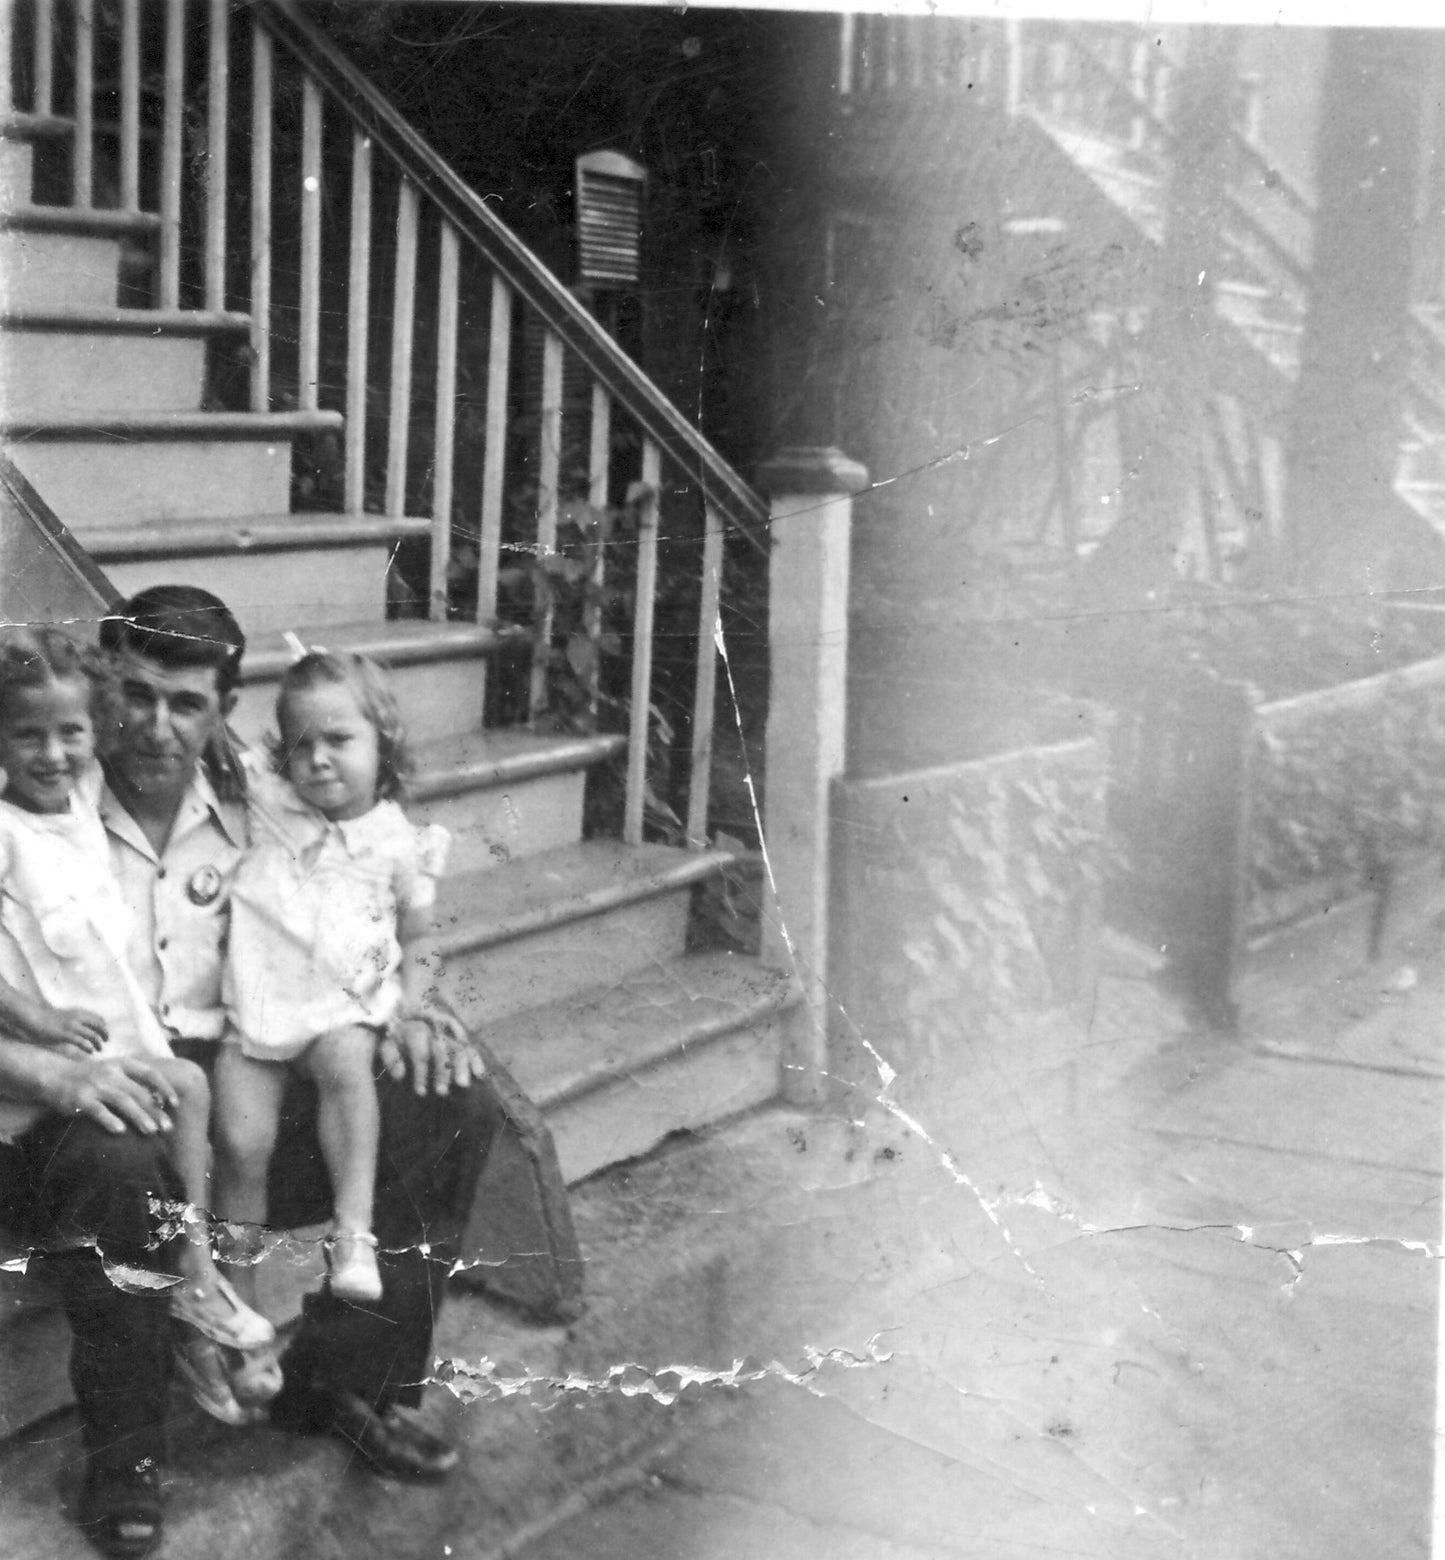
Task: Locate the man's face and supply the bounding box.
[109,651,232,799]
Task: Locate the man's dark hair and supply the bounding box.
[101,584,247,697]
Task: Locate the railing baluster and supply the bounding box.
[624,439,662,845]
[584,380,611,725]
[119,0,139,210]
[249,17,272,412]
[476,272,512,627]
[72,0,93,206]
[1005,19,1023,117]
[856,15,873,95]
[205,0,228,310]
[159,0,184,306]
[385,177,418,516]
[298,75,322,409]
[343,129,371,508]
[837,13,855,98]
[33,0,54,117]
[0,0,10,116]
[1129,36,1149,149]
[686,500,724,849]
[430,221,460,620]
[530,326,563,719]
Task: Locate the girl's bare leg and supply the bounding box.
[299,1025,380,1239]
[211,1046,290,1312]
[300,1025,382,1302]
[155,1056,221,1288]
[159,1053,276,1353]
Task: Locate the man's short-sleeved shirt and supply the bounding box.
[99,772,247,1044]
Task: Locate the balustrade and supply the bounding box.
[3,0,769,852]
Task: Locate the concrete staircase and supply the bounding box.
[0,74,794,1443]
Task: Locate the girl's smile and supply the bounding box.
[278,683,381,821]
[0,678,95,814]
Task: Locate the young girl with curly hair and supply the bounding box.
[0,626,273,1354]
[216,651,456,1307]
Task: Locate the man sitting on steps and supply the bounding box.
[0,584,502,1559]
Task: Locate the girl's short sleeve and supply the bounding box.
[395,822,450,913]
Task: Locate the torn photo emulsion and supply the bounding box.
[0,3,1442,1556]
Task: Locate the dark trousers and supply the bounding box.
[264,1068,501,1412]
[0,1065,500,1466]
[0,1115,181,1475]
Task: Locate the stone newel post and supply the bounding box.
[756,447,867,1105]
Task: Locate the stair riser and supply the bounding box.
[234,653,485,747]
[102,542,394,638]
[0,230,123,308]
[413,769,585,876]
[549,1013,784,1184]
[442,891,690,1030]
[0,331,205,415]
[3,436,293,525]
[0,141,32,206]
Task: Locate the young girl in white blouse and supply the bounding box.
[0,628,274,1355]
[215,651,455,1306]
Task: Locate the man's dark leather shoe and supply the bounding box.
[271,1384,459,1481]
[77,1462,164,1559]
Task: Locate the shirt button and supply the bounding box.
[157,868,168,881]
[158,937,169,951]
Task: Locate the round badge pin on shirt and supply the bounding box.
[187,865,223,907]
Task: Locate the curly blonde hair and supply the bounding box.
[272,650,412,802]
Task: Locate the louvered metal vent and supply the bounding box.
[576,150,646,288]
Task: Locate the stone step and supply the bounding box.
[0,408,342,526]
[0,1103,874,1560]
[235,617,521,746]
[0,205,159,309]
[0,139,32,207]
[410,727,626,874]
[79,510,432,636]
[0,306,247,417]
[482,950,794,1184]
[436,841,735,1030]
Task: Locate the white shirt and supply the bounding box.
[0,769,171,1142]
[100,767,247,1044]
[224,775,449,1059]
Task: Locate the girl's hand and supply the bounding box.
[38,1007,108,1055]
[381,1010,483,1097]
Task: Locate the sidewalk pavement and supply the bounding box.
[0,930,1437,1559]
[505,933,1444,1560]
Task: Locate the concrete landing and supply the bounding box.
[3,939,1440,1559]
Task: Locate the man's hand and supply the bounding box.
[379,1010,483,1097]
[47,1055,178,1136]
[36,1007,109,1056]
